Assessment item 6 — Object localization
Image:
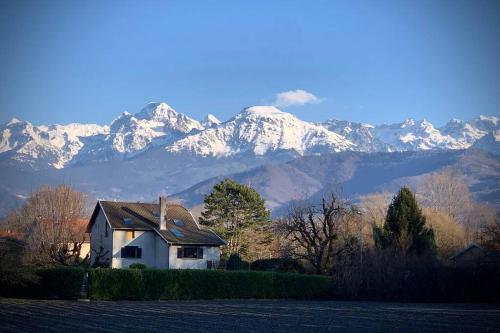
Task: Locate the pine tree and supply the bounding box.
[199,179,271,258]
[373,186,435,256]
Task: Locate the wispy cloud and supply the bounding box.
[273,89,322,108]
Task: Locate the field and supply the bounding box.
[1,299,499,332]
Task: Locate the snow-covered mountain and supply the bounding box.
[0,101,499,217]
[0,117,108,169]
[0,101,498,171]
[73,102,204,163]
[201,114,221,128]
[168,106,354,157]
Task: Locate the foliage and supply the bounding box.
[276,193,363,274]
[226,253,250,270]
[0,267,84,299]
[129,263,147,269]
[418,168,472,223]
[1,185,91,266]
[0,237,38,292]
[250,258,305,274]
[330,251,500,302]
[89,268,330,300]
[480,219,500,251]
[373,186,436,256]
[199,179,271,259]
[422,208,466,258]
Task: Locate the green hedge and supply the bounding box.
[0,267,84,299]
[89,269,331,300]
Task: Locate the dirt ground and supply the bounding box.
[1,299,499,332]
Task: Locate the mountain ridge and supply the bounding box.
[1,102,498,170]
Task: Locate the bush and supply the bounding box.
[251,258,305,274]
[0,267,84,299]
[330,252,500,302]
[226,254,250,270]
[89,269,331,300]
[129,263,147,269]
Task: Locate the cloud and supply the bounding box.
[273,89,322,108]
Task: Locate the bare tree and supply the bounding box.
[422,208,466,258]
[359,192,392,248]
[276,193,362,275]
[15,185,91,266]
[359,192,391,226]
[463,203,498,244]
[418,168,472,223]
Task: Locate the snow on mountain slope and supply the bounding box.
[72,102,204,162]
[201,114,221,128]
[320,119,385,152]
[372,118,459,151]
[1,98,498,169]
[0,118,107,169]
[167,106,354,157]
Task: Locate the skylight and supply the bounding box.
[170,227,184,238]
[122,218,133,225]
[173,219,185,227]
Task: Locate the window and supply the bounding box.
[173,219,185,227]
[170,227,184,238]
[126,230,135,240]
[105,223,109,237]
[177,247,203,259]
[123,218,133,225]
[121,246,142,258]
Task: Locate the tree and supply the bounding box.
[479,217,500,251]
[373,186,435,256]
[199,179,271,259]
[418,168,472,223]
[276,193,362,275]
[422,208,466,258]
[3,185,91,266]
[359,192,392,248]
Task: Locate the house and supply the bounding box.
[450,243,500,268]
[86,197,225,269]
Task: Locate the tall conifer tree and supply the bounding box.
[374,186,435,255]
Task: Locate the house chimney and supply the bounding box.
[159,196,167,230]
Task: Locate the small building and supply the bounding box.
[450,243,500,268]
[86,197,225,269]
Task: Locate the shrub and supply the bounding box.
[36,267,84,299]
[251,258,305,274]
[89,269,331,300]
[129,263,147,269]
[226,253,250,270]
[0,267,84,299]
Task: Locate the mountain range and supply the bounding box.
[0,102,499,217]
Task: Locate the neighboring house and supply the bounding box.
[86,197,225,269]
[450,243,500,268]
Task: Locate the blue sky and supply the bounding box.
[1,0,499,126]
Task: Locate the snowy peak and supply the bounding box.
[240,105,286,117]
[2,99,499,170]
[168,105,353,157]
[201,114,221,128]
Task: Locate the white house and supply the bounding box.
[86,197,225,269]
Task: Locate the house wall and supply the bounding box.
[155,236,169,269]
[111,230,158,268]
[168,245,220,269]
[90,209,113,267]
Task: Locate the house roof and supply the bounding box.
[88,200,225,246]
[450,243,483,260]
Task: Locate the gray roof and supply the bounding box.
[88,201,225,246]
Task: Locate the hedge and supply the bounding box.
[0,267,84,299]
[89,269,331,300]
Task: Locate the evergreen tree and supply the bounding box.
[373,186,435,256]
[199,179,271,258]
